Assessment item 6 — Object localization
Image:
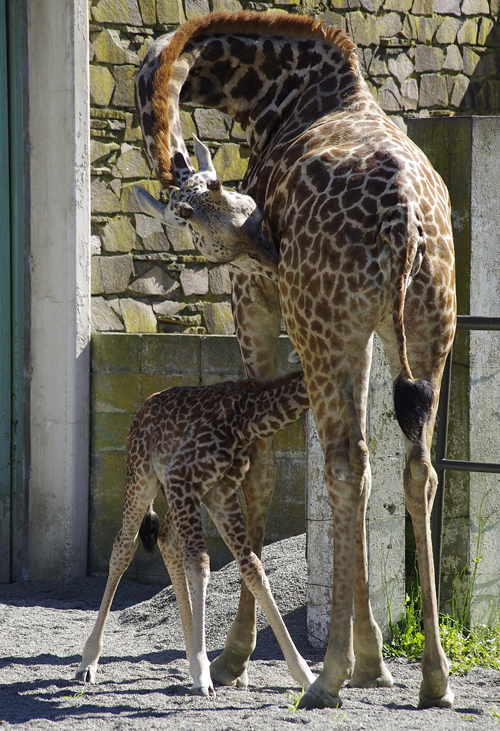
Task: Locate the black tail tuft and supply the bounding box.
[393,374,434,445]
[139,508,160,553]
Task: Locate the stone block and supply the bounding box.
[92,0,142,25]
[443,45,463,71]
[135,214,169,251]
[359,0,384,10]
[138,0,156,24]
[414,16,441,43]
[411,0,434,13]
[180,265,209,296]
[92,29,140,66]
[141,333,201,376]
[450,75,470,107]
[153,301,184,318]
[92,332,141,373]
[89,66,115,107]
[92,254,133,295]
[462,46,481,75]
[185,0,209,18]
[415,45,445,73]
[211,0,242,10]
[383,0,413,7]
[434,0,460,12]
[457,18,478,45]
[388,54,414,84]
[115,144,150,179]
[157,0,185,24]
[478,79,500,112]
[378,78,403,111]
[203,302,235,335]
[92,372,143,413]
[478,18,494,46]
[419,73,449,107]
[348,11,380,47]
[179,110,197,140]
[435,16,460,44]
[461,0,489,13]
[209,265,231,295]
[167,225,194,252]
[112,65,136,109]
[213,143,250,182]
[118,298,157,333]
[91,140,120,165]
[128,264,177,296]
[91,296,125,332]
[91,412,133,452]
[194,109,230,141]
[377,12,402,38]
[101,216,136,253]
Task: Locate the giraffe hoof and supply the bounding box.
[348,662,394,688]
[297,687,342,710]
[189,684,216,697]
[418,684,454,709]
[75,666,96,683]
[210,657,248,688]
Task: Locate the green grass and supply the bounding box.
[384,589,500,675]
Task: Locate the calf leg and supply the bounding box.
[203,485,315,691]
[167,487,214,697]
[76,469,157,682]
[157,510,194,661]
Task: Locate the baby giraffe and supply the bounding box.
[76,363,314,695]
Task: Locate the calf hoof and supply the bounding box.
[297,686,342,710]
[189,683,215,697]
[75,666,96,683]
[418,684,454,709]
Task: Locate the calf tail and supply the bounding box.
[139,503,160,553]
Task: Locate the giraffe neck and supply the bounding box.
[236,370,309,444]
[139,12,373,186]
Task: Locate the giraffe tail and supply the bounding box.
[388,216,434,446]
[139,503,160,553]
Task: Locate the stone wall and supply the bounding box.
[89,0,500,334]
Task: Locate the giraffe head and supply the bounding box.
[134,136,278,283]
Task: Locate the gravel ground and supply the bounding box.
[1,534,499,730]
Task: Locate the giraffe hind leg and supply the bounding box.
[76,470,158,682]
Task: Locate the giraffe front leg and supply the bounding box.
[405,446,453,709]
[205,485,315,691]
[168,490,214,697]
[209,437,276,688]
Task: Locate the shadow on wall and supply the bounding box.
[457,11,500,112]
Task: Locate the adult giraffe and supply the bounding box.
[134,11,456,709]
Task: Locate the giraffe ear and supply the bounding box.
[193,133,216,176]
[134,185,165,219]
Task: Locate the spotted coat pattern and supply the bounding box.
[134,11,457,710]
[76,370,314,695]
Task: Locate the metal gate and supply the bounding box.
[432,315,500,602]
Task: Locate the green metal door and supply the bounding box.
[0,0,27,583]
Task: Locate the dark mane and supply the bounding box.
[152,11,357,186]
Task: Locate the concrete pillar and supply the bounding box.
[28,0,90,579]
[306,335,406,648]
[408,116,500,625]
